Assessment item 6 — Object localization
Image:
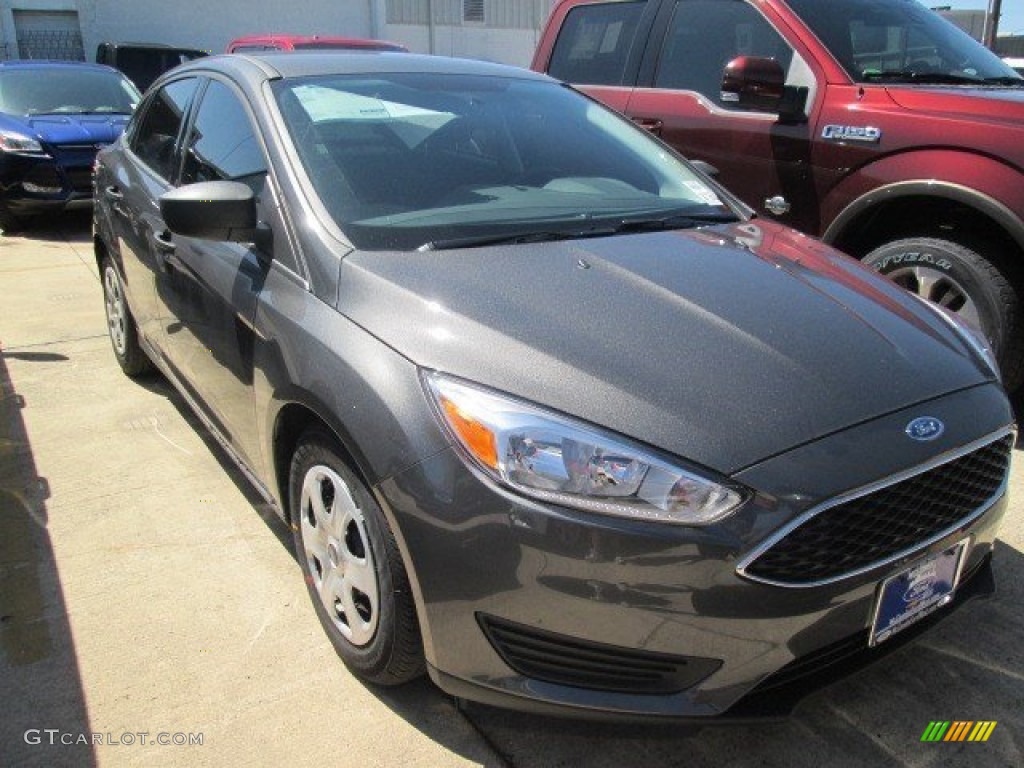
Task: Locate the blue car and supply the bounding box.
[0,60,140,231]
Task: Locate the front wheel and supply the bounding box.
[289,430,424,686]
[864,237,1024,391]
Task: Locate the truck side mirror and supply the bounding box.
[721,56,808,123]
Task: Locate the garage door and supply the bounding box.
[14,10,85,61]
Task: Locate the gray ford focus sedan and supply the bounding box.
[93,52,1014,719]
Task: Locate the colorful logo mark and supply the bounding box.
[921,721,997,742]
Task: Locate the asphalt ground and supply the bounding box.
[1,212,1021,767]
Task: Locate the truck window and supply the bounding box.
[654,0,794,107]
[548,1,647,86]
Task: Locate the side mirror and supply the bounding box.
[160,180,258,242]
[721,56,807,123]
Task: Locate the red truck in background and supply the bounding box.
[533,0,1024,389]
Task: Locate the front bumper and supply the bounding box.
[377,382,1012,719]
[1,149,97,215]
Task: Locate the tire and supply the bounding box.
[101,258,153,377]
[289,429,424,686]
[0,201,23,234]
[864,237,1024,391]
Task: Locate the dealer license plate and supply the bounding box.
[869,540,968,647]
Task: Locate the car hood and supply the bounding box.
[884,84,1024,122]
[337,220,992,475]
[0,112,129,146]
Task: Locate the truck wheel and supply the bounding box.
[289,429,424,686]
[864,237,1024,391]
[102,258,153,377]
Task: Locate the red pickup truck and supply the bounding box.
[533,0,1024,389]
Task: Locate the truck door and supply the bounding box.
[626,0,821,233]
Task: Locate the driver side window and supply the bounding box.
[654,0,794,108]
[181,80,267,186]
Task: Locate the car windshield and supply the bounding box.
[273,73,736,250]
[0,68,141,115]
[787,0,1022,83]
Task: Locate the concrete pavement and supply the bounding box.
[1,213,1021,767]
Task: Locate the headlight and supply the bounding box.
[911,294,1000,381]
[0,130,46,155]
[425,373,745,525]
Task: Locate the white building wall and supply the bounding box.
[83,0,373,57]
[0,0,376,58]
[0,0,552,66]
[390,23,543,67]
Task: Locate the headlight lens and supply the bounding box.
[0,130,46,155]
[425,373,745,525]
[912,294,1000,381]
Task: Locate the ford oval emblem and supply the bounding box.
[906,417,944,442]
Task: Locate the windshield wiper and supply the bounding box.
[612,210,739,231]
[861,70,984,85]
[418,210,738,251]
[418,228,615,251]
[981,76,1024,86]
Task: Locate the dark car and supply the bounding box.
[96,42,208,91]
[0,60,139,231]
[533,0,1024,391]
[93,52,1013,720]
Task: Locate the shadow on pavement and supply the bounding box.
[0,350,96,767]
[4,210,93,245]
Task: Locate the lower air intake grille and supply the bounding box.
[743,434,1012,585]
[478,614,721,694]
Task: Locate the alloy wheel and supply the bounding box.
[887,264,982,331]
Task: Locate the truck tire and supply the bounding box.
[864,237,1024,391]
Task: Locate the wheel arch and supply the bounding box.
[823,180,1024,264]
[269,397,374,525]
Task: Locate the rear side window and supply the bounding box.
[654,0,794,106]
[130,77,197,181]
[548,1,647,85]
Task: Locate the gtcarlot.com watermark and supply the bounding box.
[24,729,203,747]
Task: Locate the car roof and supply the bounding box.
[167,52,552,85]
[0,59,119,73]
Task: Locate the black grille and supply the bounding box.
[744,435,1012,585]
[479,614,721,694]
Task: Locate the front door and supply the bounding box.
[625,0,820,234]
[152,79,274,468]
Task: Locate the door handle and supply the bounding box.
[105,185,123,200]
[153,230,176,253]
[631,117,664,135]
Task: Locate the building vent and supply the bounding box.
[464,0,485,23]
